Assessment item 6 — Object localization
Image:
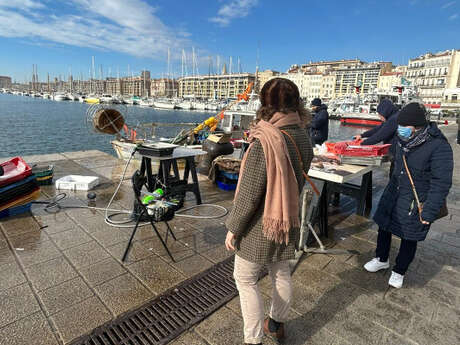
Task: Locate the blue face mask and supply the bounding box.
[397,125,412,139]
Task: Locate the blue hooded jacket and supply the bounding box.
[310,104,329,145]
[361,99,399,145]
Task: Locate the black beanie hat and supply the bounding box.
[398,103,428,127]
[311,98,321,106]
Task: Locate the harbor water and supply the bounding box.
[0,93,361,157]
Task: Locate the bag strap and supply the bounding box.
[280,129,320,196]
[402,154,423,222]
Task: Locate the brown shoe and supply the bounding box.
[264,317,285,341]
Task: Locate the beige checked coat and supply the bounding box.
[225,125,313,264]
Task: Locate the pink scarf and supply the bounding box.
[235,112,302,244]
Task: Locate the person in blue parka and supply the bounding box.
[353,98,399,145]
[310,98,329,146]
[364,103,453,289]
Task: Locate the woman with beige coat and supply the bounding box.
[225,78,313,345]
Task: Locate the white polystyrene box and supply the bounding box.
[55,175,99,191]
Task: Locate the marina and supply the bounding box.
[0,93,362,158]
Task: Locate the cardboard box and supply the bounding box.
[207,133,231,144]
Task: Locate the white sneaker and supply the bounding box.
[389,271,404,289]
[364,258,390,272]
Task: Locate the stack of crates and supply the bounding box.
[0,157,40,219]
[32,164,54,185]
[216,171,239,191]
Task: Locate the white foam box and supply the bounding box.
[55,175,100,191]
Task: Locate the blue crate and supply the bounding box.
[220,171,239,180]
[217,180,237,191]
[0,203,32,219]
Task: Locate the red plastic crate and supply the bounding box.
[0,157,32,187]
[326,141,390,157]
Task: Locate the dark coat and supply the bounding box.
[361,99,399,145]
[225,125,313,264]
[310,104,329,145]
[373,123,453,241]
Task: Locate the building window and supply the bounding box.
[453,94,458,101]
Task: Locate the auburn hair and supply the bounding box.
[256,77,310,125]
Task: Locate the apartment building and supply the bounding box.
[334,62,392,96]
[0,76,12,89]
[177,73,255,99]
[321,74,336,100]
[256,70,280,89]
[150,78,178,97]
[406,49,460,105]
[105,71,151,96]
[291,59,363,74]
[277,72,323,101]
[377,72,404,92]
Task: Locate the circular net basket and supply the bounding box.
[92,108,125,135]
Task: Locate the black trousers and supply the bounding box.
[376,229,417,275]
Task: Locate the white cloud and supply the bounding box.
[0,0,191,59]
[0,0,44,10]
[441,1,456,9]
[210,0,258,27]
[449,13,458,19]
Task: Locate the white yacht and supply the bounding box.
[177,100,194,110]
[139,98,154,107]
[153,99,177,109]
[53,93,69,101]
[100,94,114,103]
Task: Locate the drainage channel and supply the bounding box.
[70,256,237,345]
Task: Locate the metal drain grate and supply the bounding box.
[70,256,237,345]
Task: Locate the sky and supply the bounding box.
[0,0,459,82]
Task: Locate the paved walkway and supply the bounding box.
[0,125,459,345]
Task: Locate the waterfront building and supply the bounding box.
[274,72,323,101]
[320,74,336,100]
[443,88,460,110]
[406,49,460,106]
[287,59,391,98]
[256,70,280,89]
[104,71,151,97]
[334,62,392,96]
[377,71,404,92]
[0,75,12,89]
[290,59,364,74]
[150,78,178,97]
[177,73,255,99]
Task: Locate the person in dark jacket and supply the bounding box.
[353,99,399,145]
[364,103,453,288]
[310,98,329,146]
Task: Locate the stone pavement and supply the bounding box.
[0,125,459,345]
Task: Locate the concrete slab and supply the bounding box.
[24,256,78,291]
[14,240,62,268]
[93,273,152,317]
[38,277,94,316]
[49,226,93,250]
[63,240,110,269]
[0,261,26,292]
[127,254,186,294]
[50,296,111,344]
[0,283,41,328]
[79,257,127,287]
[0,312,58,345]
